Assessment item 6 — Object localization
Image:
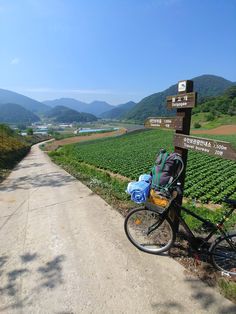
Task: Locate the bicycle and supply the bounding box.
[124,196,236,276]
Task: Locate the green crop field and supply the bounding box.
[53,129,236,204]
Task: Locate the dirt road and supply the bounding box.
[45,128,126,151]
[0,144,235,313]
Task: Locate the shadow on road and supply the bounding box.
[0,172,75,192]
[151,276,236,314]
[185,277,236,313]
[14,163,46,170]
[1,251,236,313]
[0,253,66,311]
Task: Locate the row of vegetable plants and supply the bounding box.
[55,129,236,204]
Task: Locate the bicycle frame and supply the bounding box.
[170,202,234,247]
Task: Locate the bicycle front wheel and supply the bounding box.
[210,232,236,276]
[124,207,175,254]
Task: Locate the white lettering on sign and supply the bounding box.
[195,146,210,153]
[174,134,236,160]
[183,137,212,148]
[145,117,183,131]
[171,102,188,108]
[182,136,230,157]
[215,150,224,156]
[184,144,195,150]
[213,143,227,150]
[167,92,196,109]
[150,119,162,124]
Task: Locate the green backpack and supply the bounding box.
[151,149,184,194]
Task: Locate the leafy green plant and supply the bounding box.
[181,202,236,231]
[206,112,215,121]
[194,122,201,128]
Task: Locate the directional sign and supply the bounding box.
[174,134,236,161]
[167,92,196,109]
[145,116,183,131]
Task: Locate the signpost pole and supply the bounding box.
[172,80,196,231]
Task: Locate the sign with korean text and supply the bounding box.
[174,134,236,161]
[145,116,183,131]
[167,92,196,109]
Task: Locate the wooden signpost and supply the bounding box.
[166,92,196,109]
[144,116,183,131]
[174,134,236,161]
[144,78,236,231]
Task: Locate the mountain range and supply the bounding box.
[0,88,50,114]
[123,75,236,121]
[43,98,114,116]
[0,74,235,124]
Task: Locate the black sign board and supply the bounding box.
[167,92,196,109]
[145,117,183,131]
[174,134,236,161]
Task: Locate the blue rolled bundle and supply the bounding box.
[126,180,150,204]
[139,174,152,183]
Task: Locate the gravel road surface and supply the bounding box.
[0,144,235,314]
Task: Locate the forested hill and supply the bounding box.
[45,105,97,123]
[0,103,40,124]
[124,75,235,122]
[193,85,236,116]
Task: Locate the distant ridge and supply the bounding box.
[100,101,136,119]
[124,75,235,122]
[0,88,50,114]
[43,98,114,116]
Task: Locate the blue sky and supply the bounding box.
[0,0,235,105]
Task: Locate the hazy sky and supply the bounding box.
[0,0,235,105]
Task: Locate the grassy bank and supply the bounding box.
[0,124,30,180]
[191,113,236,129]
[0,124,50,182]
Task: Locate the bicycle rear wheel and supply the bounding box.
[124,207,175,254]
[210,232,236,276]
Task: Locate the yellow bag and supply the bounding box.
[148,189,170,208]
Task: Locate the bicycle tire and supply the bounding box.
[124,207,175,254]
[210,232,236,276]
